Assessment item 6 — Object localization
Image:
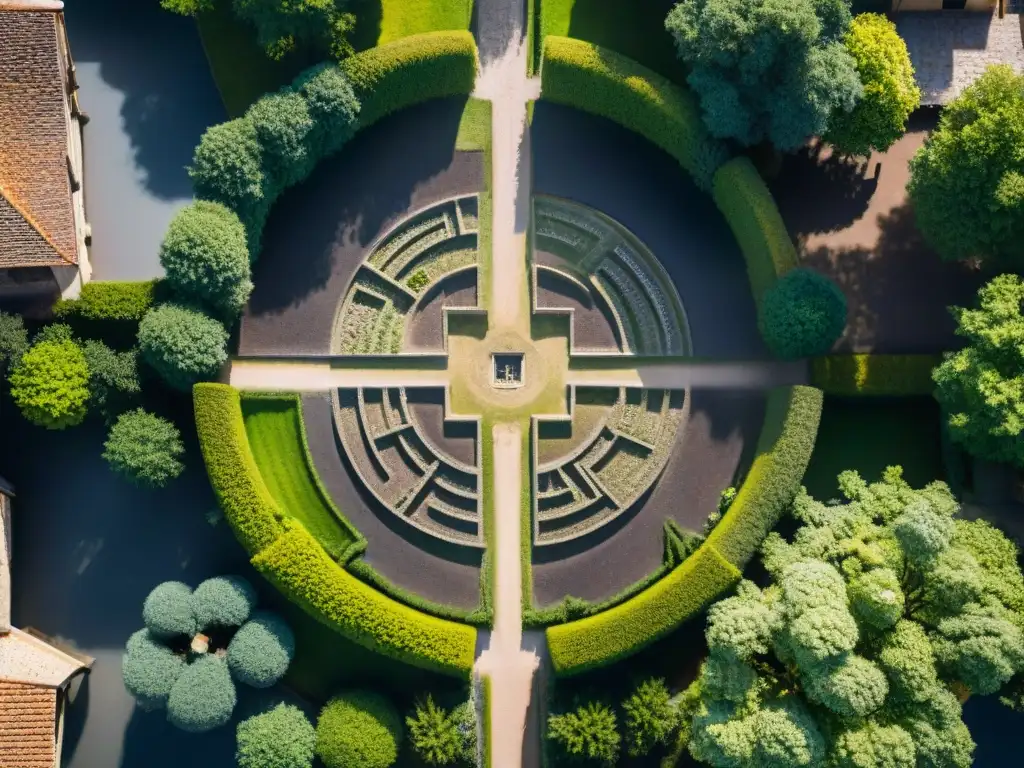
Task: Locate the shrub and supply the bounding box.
[712,157,799,305]
[122,629,185,711]
[407,269,430,292]
[192,575,258,631]
[247,91,317,189]
[315,690,403,768]
[53,280,159,322]
[0,311,28,370]
[166,654,238,733]
[622,678,679,757]
[232,0,355,62]
[83,340,141,419]
[33,323,74,344]
[294,63,361,157]
[548,700,620,766]
[103,409,185,488]
[406,695,464,766]
[138,303,228,391]
[340,31,477,130]
[539,36,727,191]
[143,581,198,638]
[907,65,1024,268]
[227,610,295,688]
[826,14,920,156]
[812,354,940,396]
[159,201,253,319]
[758,268,848,359]
[236,703,316,768]
[9,339,90,429]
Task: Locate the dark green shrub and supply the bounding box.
[232,0,355,62]
[122,629,185,711]
[406,695,464,766]
[138,303,228,391]
[539,36,727,191]
[9,339,90,429]
[294,63,361,157]
[622,678,679,757]
[33,322,75,344]
[758,268,848,359]
[167,654,238,733]
[103,409,185,488]
[192,574,258,631]
[83,340,141,419]
[315,690,403,768]
[812,354,940,396]
[159,201,253,319]
[227,610,295,688]
[247,91,317,189]
[236,703,316,768]
[406,269,430,292]
[53,280,162,347]
[143,580,197,638]
[548,699,620,766]
[0,311,28,371]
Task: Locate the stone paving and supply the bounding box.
[897,11,1024,105]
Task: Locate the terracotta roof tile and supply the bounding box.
[0,681,56,768]
[0,10,78,268]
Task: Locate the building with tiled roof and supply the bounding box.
[0,0,91,303]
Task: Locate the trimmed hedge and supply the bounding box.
[812,354,940,397]
[704,385,823,567]
[340,31,478,130]
[539,36,728,191]
[712,157,799,306]
[252,519,476,676]
[227,610,295,688]
[315,690,402,768]
[546,544,741,676]
[53,281,164,348]
[192,575,258,631]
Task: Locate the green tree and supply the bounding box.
[233,0,356,61]
[691,467,1024,767]
[907,65,1024,268]
[83,340,140,421]
[315,691,403,768]
[167,654,238,733]
[236,703,316,768]
[406,696,465,766]
[159,0,212,15]
[758,268,847,359]
[138,303,228,391]
[665,0,862,151]
[103,409,185,489]
[227,610,295,688]
[548,699,621,766]
[933,274,1024,468]
[294,63,361,157]
[9,339,90,429]
[622,678,680,757]
[247,91,317,188]
[122,629,186,711]
[0,311,28,373]
[825,14,920,156]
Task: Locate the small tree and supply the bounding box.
[406,696,464,766]
[103,409,185,489]
[9,339,90,429]
[315,691,403,768]
[143,581,198,639]
[83,340,141,421]
[908,65,1024,268]
[236,703,316,768]
[548,699,621,766]
[166,655,238,733]
[0,311,28,372]
[227,610,295,688]
[758,268,848,359]
[933,274,1024,468]
[159,0,212,15]
[247,91,317,188]
[826,14,920,156]
[138,303,228,391]
[232,0,356,61]
[192,575,258,631]
[122,629,186,711]
[294,63,361,157]
[622,678,680,757]
[160,201,253,319]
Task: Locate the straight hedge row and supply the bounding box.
[539,36,728,192]
[811,354,940,397]
[712,157,799,306]
[194,384,476,676]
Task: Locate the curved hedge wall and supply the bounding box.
[194,384,476,676]
[546,385,822,677]
[539,36,728,192]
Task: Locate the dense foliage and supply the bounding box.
[825,14,920,156]
[9,339,91,429]
[549,699,621,766]
[227,610,295,688]
[121,629,185,711]
[233,0,355,62]
[293,63,361,157]
[0,310,28,371]
[83,340,141,420]
[315,690,403,768]
[933,274,1024,467]
[138,303,229,391]
[689,467,1024,766]
[908,65,1024,268]
[622,678,680,757]
[192,575,258,631]
[406,695,476,766]
[143,581,199,638]
[665,0,861,151]
[166,655,238,733]
[54,280,162,347]
[758,268,848,359]
[236,703,316,768]
[103,409,185,489]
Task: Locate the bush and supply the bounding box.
[340,31,477,130]
[122,629,185,711]
[758,268,848,359]
[192,575,258,631]
[812,354,940,396]
[103,409,185,489]
[236,703,316,768]
[539,36,727,191]
[9,339,90,429]
[622,678,679,757]
[232,0,355,62]
[159,201,253,319]
[315,690,403,768]
[138,303,228,391]
[406,695,466,766]
[0,311,28,370]
[228,610,295,688]
[166,654,238,733]
[548,700,620,766]
[143,581,198,638]
[294,63,361,157]
[712,157,799,305]
[826,14,920,156]
[53,280,159,322]
[83,340,141,419]
[247,91,317,189]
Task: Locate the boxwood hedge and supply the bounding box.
[712,157,799,306]
[811,354,940,397]
[539,36,728,191]
[546,544,741,677]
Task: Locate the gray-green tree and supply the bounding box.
[103,409,185,489]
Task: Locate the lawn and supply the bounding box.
[539,0,688,85]
[241,394,362,561]
[456,97,493,152]
[803,396,945,500]
[378,0,474,46]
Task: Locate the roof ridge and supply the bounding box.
[0,181,76,265]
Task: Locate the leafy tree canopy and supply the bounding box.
[103,409,185,489]
[548,699,621,767]
[9,338,90,429]
[0,310,28,372]
[138,303,228,392]
[758,268,848,359]
[233,0,356,62]
[236,702,316,768]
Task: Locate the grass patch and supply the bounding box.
[456,97,493,153]
[378,0,474,45]
[241,394,364,563]
[804,396,945,501]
